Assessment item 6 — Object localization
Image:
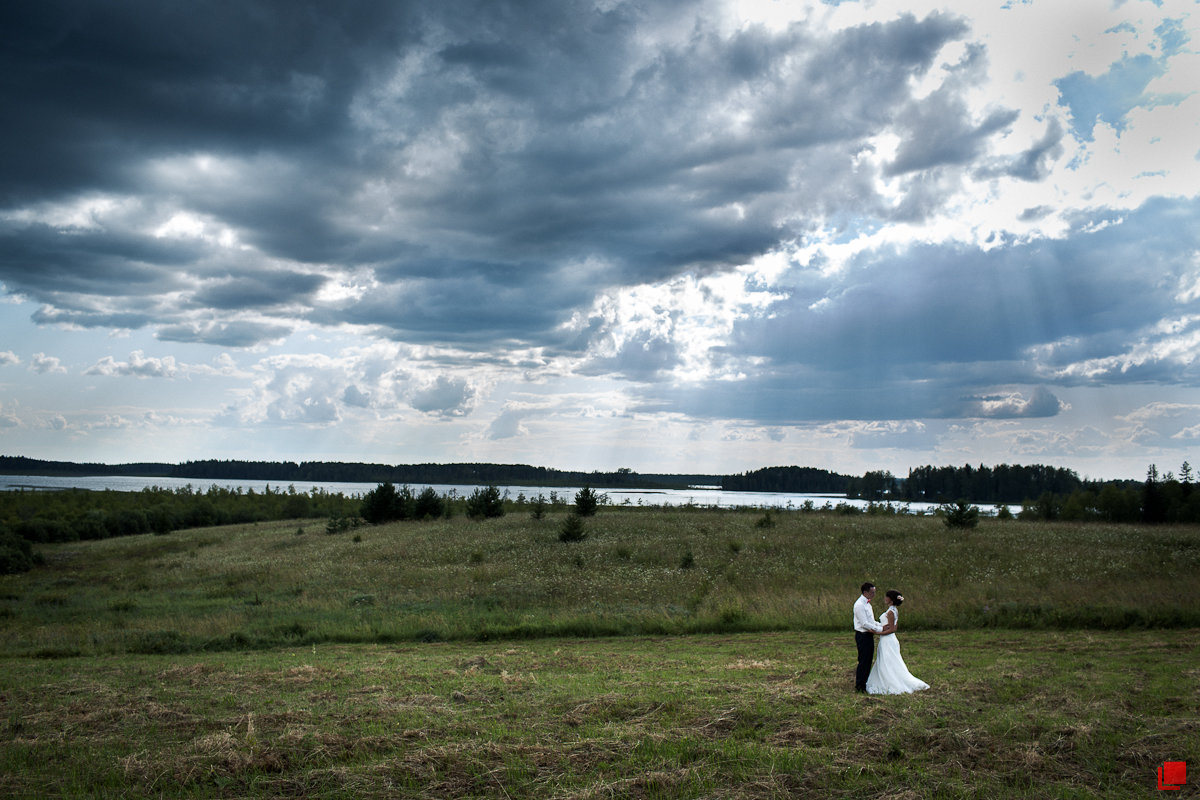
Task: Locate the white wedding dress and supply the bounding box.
[865,606,930,695]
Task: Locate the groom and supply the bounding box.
[853,582,884,692]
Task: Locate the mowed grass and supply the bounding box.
[1,509,1197,657]
[0,508,1198,797]
[1,630,1196,798]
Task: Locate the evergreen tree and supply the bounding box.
[1143,465,1169,524]
[559,514,587,542]
[574,487,599,517]
[360,482,413,524]
[413,486,445,520]
[942,500,980,529]
[466,485,505,519]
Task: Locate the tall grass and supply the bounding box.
[1,509,1197,656]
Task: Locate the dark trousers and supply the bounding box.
[855,631,874,691]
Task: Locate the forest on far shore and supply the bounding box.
[0,455,714,490]
[0,454,1170,507]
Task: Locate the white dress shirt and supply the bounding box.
[854,594,884,633]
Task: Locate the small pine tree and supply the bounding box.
[559,514,587,542]
[530,493,547,520]
[414,486,445,520]
[466,485,505,519]
[942,500,980,529]
[574,486,599,517]
[361,482,414,524]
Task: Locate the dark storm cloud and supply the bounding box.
[884,43,1019,176]
[313,270,580,346]
[1002,119,1065,182]
[156,320,293,347]
[0,222,197,297]
[0,0,1012,349]
[0,0,419,204]
[31,305,158,332]
[191,271,327,310]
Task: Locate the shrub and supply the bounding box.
[942,500,980,529]
[1021,492,1061,522]
[146,504,178,535]
[106,509,149,538]
[0,528,33,575]
[326,513,354,534]
[466,486,505,519]
[361,482,414,524]
[414,486,445,520]
[74,511,108,541]
[574,487,599,517]
[559,514,587,542]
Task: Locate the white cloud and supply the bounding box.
[86,350,178,378]
[961,387,1068,419]
[30,353,66,374]
[487,404,544,440]
[0,402,21,428]
[408,375,476,418]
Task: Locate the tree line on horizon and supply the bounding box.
[720,463,1124,503]
[0,456,713,490]
[727,462,1200,524]
[846,463,1107,504]
[6,454,1196,519]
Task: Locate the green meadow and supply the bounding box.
[1,508,1198,797]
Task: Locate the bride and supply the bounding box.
[866,590,930,695]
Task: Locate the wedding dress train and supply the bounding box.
[865,607,929,695]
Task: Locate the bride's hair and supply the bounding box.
[886,590,903,606]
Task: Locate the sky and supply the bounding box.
[1,0,1198,481]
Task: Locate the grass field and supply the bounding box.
[1,508,1198,797]
[3,509,1198,656]
[2,631,1196,798]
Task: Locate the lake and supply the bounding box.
[0,473,955,513]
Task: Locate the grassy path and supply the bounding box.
[2,629,1196,798]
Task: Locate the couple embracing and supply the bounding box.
[853,582,929,695]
